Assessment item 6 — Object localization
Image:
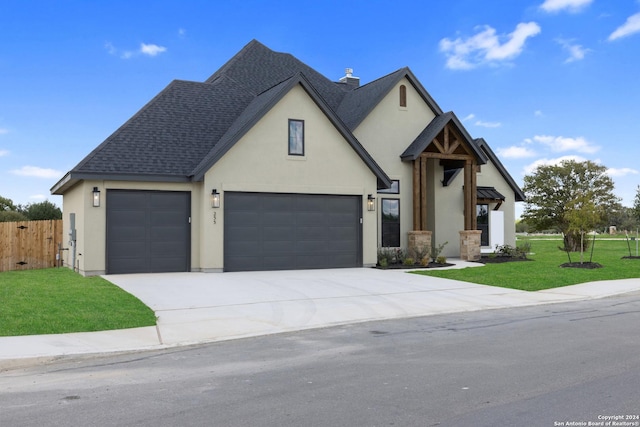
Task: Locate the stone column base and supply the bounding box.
[408,230,432,264]
[459,230,482,261]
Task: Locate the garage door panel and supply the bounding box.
[107,190,190,274]
[262,212,294,225]
[296,212,325,225]
[109,210,146,225]
[262,195,294,211]
[151,210,186,225]
[296,226,327,240]
[226,211,259,226]
[263,226,295,240]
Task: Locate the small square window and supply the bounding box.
[378,180,400,194]
[288,119,304,156]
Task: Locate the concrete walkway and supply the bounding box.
[2,260,640,369]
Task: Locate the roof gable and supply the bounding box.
[400,111,487,163]
[337,68,443,130]
[191,72,391,188]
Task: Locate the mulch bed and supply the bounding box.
[475,256,532,264]
[560,262,603,269]
[375,262,454,270]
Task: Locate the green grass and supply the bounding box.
[0,268,156,336]
[413,237,640,292]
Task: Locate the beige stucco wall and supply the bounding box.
[353,78,437,250]
[426,160,466,258]
[202,84,380,270]
[62,180,201,276]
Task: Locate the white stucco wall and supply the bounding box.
[202,84,380,271]
[353,78,437,250]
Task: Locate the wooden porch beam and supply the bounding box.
[421,152,472,161]
[420,156,427,230]
[413,160,420,230]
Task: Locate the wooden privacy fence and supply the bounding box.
[0,220,63,272]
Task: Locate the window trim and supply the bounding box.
[381,198,401,247]
[477,204,489,247]
[399,85,407,108]
[378,180,400,194]
[288,119,305,156]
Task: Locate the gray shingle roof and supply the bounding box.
[51,39,514,199]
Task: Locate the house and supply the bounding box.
[51,40,525,275]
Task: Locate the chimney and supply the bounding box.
[339,67,360,88]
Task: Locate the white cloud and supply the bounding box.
[532,135,600,153]
[106,42,167,59]
[105,42,117,55]
[439,22,541,70]
[540,0,593,13]
[498,146,537,159]
[10,166,62,179]
[534,110,544,117]
[0,128,8,135]
[178,28,186,37]
[475,120,502,128]
[140,43,167,56]
[524,155,588,174]
[606,167,639,177]
[29,194,47,201]
[556,38,591,62]
[0,149,9,157]
[608,13,640,41]
[462,113,476,121]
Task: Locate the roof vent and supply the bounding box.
[339,67,360,88]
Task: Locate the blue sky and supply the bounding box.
[1,0,639,218]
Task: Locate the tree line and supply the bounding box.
[0,196,62,222]
[519,159,640,251]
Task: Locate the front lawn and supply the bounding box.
[0,268,156,336]
[412,237,640,291]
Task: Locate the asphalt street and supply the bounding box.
[2,291,640,427]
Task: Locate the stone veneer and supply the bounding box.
[408,230,432,263]
[459,230,482,261]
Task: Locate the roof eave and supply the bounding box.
[51,171,192,195]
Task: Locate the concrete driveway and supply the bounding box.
[3,263,640,366]
[106,264,640,346]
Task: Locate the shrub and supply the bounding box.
[431,241,448,262]
[411,245,430,264]
[436,255,447,264]
[404,257,415,266]
[377,247,395,265]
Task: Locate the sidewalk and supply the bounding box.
[2,262,640,370]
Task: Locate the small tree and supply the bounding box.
[633,185,640,228]
[564,195,601,264]
[522,160,620,251]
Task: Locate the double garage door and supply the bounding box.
[224,193,362,272]
[106,190,362,273]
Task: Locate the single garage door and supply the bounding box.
[106,190,190,274]
[224,193,362,272]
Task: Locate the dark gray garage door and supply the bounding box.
[224,193,362,272]
[106,190,190,274]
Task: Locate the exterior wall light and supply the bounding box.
[92,187,101,207]
[211,189,221,208]
[367,194,375,211]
